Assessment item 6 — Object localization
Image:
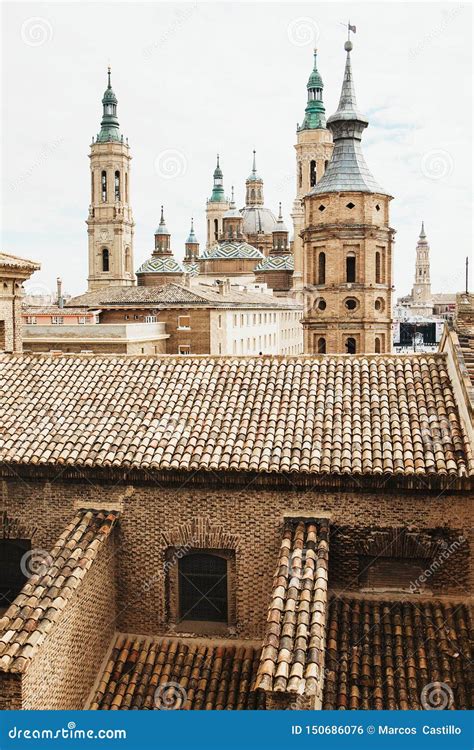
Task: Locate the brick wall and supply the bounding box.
[1,476,471,644]
[20,532,116,709]
[0,673,22,710]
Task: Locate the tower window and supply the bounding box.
[317,337,326,354]
[346,254,356,283]
[214,218,218,241]
[318,252,326,284]
[114,171,120,202]
[316,298,326,311]
[101,171,107,202]
[346,337,356,354]
[299,163,303,189]
[318,205,326,212]
[125,173,128,202]
[375,204,380,212]
[345,298,358,311]
[375,298,385,312]
[310,160,317,187]
[375,337,381,353]
[178,552,228,623]
[251,188,255,201]
[375,251,381,284]
[346,202,355,209]
[91,171,94,202]
[102,248,110,272]
[324,160,329,171]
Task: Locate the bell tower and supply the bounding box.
[302,36,394,354]
[86,68,135,291]
[410,222,433,315]
[206,155,229,249]
[292,50,333,289]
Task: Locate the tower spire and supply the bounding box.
[299,47,326,130]
[97,67,122,143]
[210,154,225,202]
[252,149,257,175]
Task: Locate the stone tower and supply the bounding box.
[86,68,135,291]
[240,152,277,256]
[184,219,200,263]
[302,38,394,355]
[292,50,333,289]
[410,222,433,315]
[206,155,229,248]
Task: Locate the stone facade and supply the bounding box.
[0,253,40,353]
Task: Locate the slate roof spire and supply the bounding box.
[210,154,226,202]
[97,66,122,143]
[299,48,326,130]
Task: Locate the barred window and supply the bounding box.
[179,553,227,622]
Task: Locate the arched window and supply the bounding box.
[214,218,218,240]
[251,189,255,201]
[0,539,31,607]
[375,251,381,284]
[346,253,356,283]
[178,552,228,622]
[346,337,356,354]
[318,252,326,285]
[91,171,94,202]
[102,248,110,272]
[310,160,317,187]
[375,337,381,353]
[101,171,107,202]
[114,171,120,202]
[125,173,128,202]
[125,247,131,273]
[299,163,303,188]
[317,337,326,354]
[324,160,329,171]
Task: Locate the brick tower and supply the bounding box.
[302,37,394,354]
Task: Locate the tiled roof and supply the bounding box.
[66,283,300,310]
[200,242,264,261]
[136,256,185,275]
[0,509,119,673]
[256,520,329,696]
[254,255,294,273]
[183,262,200,277]
[323,597,473,710]
[0,353,471,478]
[91,634,265,710]
[23,305,91,316]
[0,252,40,272]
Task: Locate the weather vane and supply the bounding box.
[340,21,357,40]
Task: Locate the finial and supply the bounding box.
[252,150,257,174]
[160,205,164,222]
[231,185,234,200]
[420,221,426,238]
[216,154,220,167]
[344,20,356,51]
[313,48,318,66]
[191,217,194,230]
[107,65,112,88]
[278,202,283,219]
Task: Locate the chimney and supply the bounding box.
[57,277,64,309]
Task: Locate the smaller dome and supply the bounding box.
[201,241,264,261]
[183,261,200,277]
[241,206,277,235]
[136,256,185,275]
[255,255,294,272]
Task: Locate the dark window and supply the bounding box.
[102,248,110,272]
[317,337,326,353]
[346,202,355,209]
[318,252,326,284]
[345,298,357,311]
[346,255,356,283]
[101,171,107,202]
[214,218,218,240]
[346,337,356,354]
[0,539,30,608]
[375,204,380,212]
[375,251,381,283]
[324,160,329,171]
[359,556,426,591]
[375,337,381,353]
[179,553,227,622]
[299,163,302,188]
[316,298,326,311]
[310,160,317,187]
[114,171,120,201]
[318,205,326,212]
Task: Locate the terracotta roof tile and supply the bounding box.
[0,353,471,477]
[255,519,329,696]
[0,509,119,673]
[91,634,265,710]
[323,597,473,710]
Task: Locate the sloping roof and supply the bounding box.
[0,353,471,478]
[0,509,119,673]
[182,262,200,277]
[66,283,300,310]
[0,252,40,273]
[254,255,294,273]
[91,634,265,710]
[255,519,329,696]
[136,257,185,275]
[23,305,91,316]
[323,597,472,710]
[200,242,264,261]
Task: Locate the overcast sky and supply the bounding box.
[2,2,472,298]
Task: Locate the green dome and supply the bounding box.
[298,50,326,131]
[97,67,122,143]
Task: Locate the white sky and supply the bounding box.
[1,1,472,297]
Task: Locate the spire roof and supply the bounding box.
[210,154,226,202]
[310,40,388,196]
[247,150,261,182]
[299,49,326,131]
[155,206,170,236]
[419,221,427,240]
[186,218,198,245]
[273,202,288,233]
[97,67,122,143]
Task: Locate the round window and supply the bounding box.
[316,298,327,311]
[375,298,385,312]
[345,298,358,311]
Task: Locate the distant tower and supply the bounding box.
[86,68,135,291]
[292,50,333,289]
[184,218,200,263]
[240,151,276,256]
[206,155,229,248]
[136,207,185,286]
[302,37,394,355]
[410,222,433,315]
[254,203,294,295]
